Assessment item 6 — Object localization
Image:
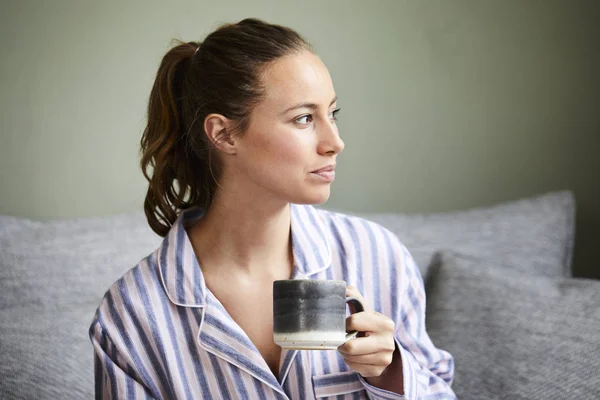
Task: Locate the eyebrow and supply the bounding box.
[280,96,338,115]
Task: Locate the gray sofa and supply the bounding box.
[2,190,599,399]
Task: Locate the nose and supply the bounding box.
[317,119,345,156]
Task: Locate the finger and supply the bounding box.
[346,311,396,334]
[339,351,394,367]
[338,337,379,356]
[338,336,395,356]
[343,361,388,378]
[345,285,362,297]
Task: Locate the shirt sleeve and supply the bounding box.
[90,322,156,400]
[359,233,456,400]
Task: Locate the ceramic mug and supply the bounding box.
[272,279,365,350]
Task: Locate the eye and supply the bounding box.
[329,108,341,121]
[295,114,313,125]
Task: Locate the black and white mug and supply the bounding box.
[272,279,365,350]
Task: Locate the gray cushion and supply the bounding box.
[0,212,161,399]
[356,191,575,280]
[425,251,600,400]
[0,190,576,398]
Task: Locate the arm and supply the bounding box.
[90,322,156,400]
[380,239,456,399]
[340,233,456,399]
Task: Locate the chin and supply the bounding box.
[294,188,331,205]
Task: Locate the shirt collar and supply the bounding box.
[157,204,332,308]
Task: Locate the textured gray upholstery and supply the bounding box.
[0,191,578,398]
[425,251,600,400]
[357,191,575,280]
[0,212,161,399]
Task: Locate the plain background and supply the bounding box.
[1,0,598,278]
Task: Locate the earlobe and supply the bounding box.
[204,114,237,155]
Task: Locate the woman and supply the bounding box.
[90,18,455,399]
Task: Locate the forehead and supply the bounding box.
[259,51,335,107]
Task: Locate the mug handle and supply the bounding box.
[344,296,365,342]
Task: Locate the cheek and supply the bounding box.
[252,129,308,168]
[271,139,305,166]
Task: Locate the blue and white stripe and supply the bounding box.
[90,204,455,399]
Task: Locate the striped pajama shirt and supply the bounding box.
[90,204,455,399]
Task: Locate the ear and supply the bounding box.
[204,113,237,155]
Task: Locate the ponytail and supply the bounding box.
[140,40,211,237]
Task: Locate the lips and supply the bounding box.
[310,164,336,182]
[311,164,336,174]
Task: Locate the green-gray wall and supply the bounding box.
[1,1,598,278]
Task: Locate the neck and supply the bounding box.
[187,190,294,279]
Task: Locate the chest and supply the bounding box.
[210,283,282,377]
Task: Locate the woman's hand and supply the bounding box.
[338,286,397,378]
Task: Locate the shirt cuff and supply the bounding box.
[357,337,418,400]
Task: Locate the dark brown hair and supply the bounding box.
[140,18,313,236]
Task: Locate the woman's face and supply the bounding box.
[228,50,345,206]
